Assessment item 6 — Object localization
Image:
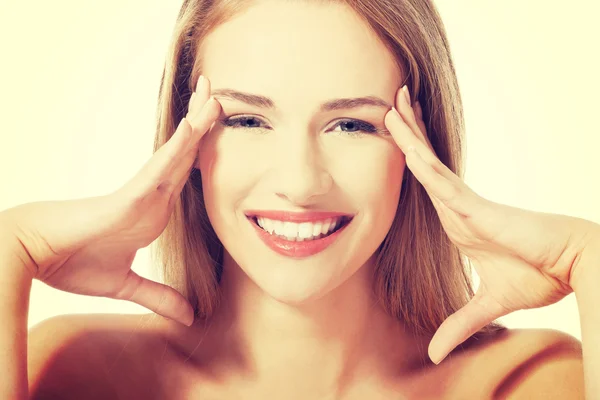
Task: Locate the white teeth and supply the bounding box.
[312,222,323,237]
[255,216,348,241]
[298,222,314,240]
[283,222,297,238]
[321,218,333,235]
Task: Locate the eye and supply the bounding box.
[220,116,269,131]
[330,119,380,137]
[219,115,388,137]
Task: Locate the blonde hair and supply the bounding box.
[151,0,505,342]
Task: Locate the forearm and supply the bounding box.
[0,224,35,400]
[573,243,600,400]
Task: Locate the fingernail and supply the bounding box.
[434,353,448,365]
[403,85,411,105]
[196,75,204,92]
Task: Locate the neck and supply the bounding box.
[182,251,429,396]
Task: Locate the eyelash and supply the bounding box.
[219,115,389,137]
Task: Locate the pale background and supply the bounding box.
[0,0,598,339]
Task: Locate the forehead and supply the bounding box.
[198,0,401,111]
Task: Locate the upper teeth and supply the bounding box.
[256,217,345,241]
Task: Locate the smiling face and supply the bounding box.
[197,0,407,304]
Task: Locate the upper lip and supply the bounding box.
[245,210,354,223]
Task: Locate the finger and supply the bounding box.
[405,147,481,218]
[414,101,428,142]
[169,96,221,185]
[428,292,508,364]
[158,74,211,168]
[116,270,195,326]
[118,78,218,201]
[396,88,435,153]
[187,75,210,119]
[159,76,216,191]
[409,101,458,219]
[119,118,194,199]
[188,92,197,114]
[386,106,440,172]
[167,154,197,210]
[187,76,221,147]
[387,87,460,186]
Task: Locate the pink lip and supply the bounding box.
[244,210,353,223]
[247,215,352,258]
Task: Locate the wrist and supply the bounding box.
[0,211,37,280]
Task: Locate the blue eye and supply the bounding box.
[219,116,387,137]
[331,119,379,136]
[220,116,266,130]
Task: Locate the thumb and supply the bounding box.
[428,292,508,364]
[115,270,195,326]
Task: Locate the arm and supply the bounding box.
[0,223,36,400]
[572,242,600,400]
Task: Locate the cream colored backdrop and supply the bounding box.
[0,1,598,339]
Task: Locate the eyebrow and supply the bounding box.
[210,88,393,112]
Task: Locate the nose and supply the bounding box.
[272,133,333,206]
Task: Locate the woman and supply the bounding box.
[1,0,597,398]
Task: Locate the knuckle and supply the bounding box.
[115,272,142,301]
[156,180,176,195]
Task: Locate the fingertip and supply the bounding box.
[431,352,447,365]
[182,305,195,327]
[208,96,222,114]
[184,314,195,327]
[428,340,444,365]
[179,118,194,143]
[172,295,195,327]
[161,303,195,327]
[384,106,401,127]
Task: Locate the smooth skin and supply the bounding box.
[1,77,584,399]
[2,1,594,398]
[389,86,596,361]
[7,78,220,326]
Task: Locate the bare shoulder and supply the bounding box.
[450,327,584,399]
[28,313,170,400]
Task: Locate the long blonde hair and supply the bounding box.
[151,0,505,341]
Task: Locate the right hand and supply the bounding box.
[1,75,221,326]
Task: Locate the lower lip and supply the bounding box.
[247,217,351,259]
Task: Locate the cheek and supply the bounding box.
[334,143,406,209]
[198,130,407,211]
[198,132,260,209]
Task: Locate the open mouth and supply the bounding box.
[248,215,353,241]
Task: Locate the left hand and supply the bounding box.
[384,85,600,364]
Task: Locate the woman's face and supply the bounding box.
[197,0,407,304]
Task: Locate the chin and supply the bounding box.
[265,285,330,306]
[248,266,342,307]
[264,290,333,308]
[249,256,373,309]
